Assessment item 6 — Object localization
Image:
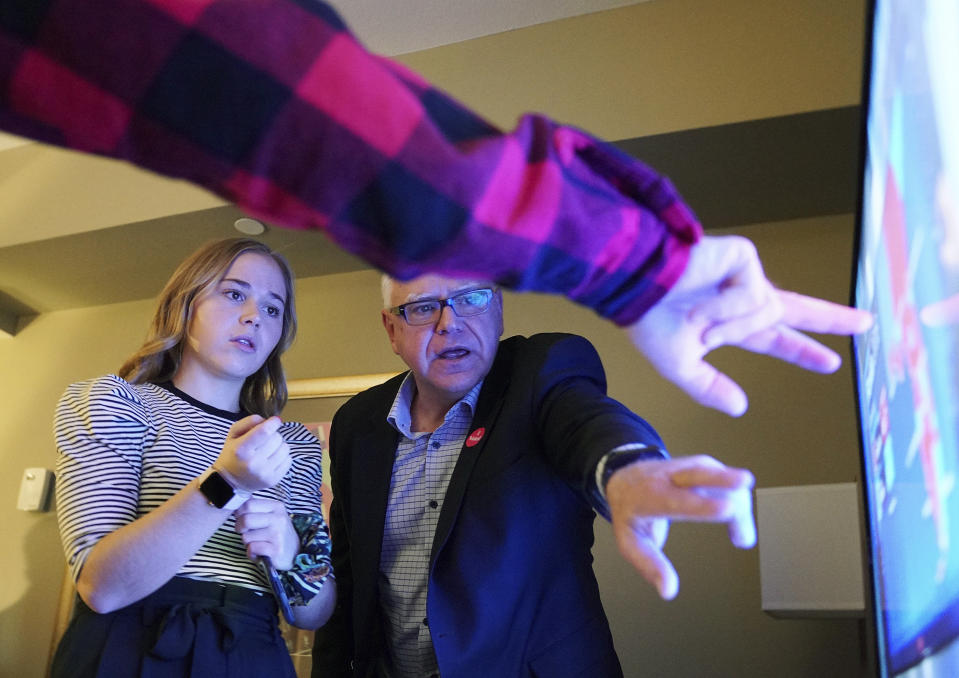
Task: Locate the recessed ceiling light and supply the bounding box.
[234,217,266,235]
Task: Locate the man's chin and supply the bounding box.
[428,371,481,396]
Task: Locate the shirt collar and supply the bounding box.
[387,372,483,438]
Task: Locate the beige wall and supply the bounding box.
[396,0,865,138]
[0,0,870,675]
[0,300,154,677]
[0,215,865,677]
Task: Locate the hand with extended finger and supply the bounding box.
[233,498,299,570]
[606,454,756,600]
[627,235,874,416]
[214,414,292,493]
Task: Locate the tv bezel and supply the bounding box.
[849,0,885,675]
[849,1,959,675]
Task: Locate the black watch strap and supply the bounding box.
[600,446,666,493]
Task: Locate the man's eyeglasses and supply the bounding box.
[389,288,496,326]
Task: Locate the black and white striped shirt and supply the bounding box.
[55,374,324,593]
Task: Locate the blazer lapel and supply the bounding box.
[349,387,402,616]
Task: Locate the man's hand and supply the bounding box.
[606,455,755,600]
[627,235,874,416]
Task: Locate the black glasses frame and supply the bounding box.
[388,287,496,325]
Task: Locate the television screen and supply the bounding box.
[853,0,959,676]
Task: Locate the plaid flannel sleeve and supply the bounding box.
[0,0,701,325]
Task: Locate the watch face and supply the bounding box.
[200,471,235,508]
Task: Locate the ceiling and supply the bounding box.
[0,0,863,334]
[328,0,645,56]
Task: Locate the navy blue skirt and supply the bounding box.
[51,576,296,678]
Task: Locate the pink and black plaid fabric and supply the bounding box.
[0,0,702,325]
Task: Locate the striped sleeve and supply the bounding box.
[279,421,324,515]
[276,422,332,604]
[54,375,151,582]
[0,0,700,326]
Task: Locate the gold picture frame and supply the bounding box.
[287,373,398,400]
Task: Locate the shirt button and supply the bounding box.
[429,500,438,509]
[431,441,440,449]
[422,617,429,626]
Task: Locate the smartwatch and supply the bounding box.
[197,467,250,510]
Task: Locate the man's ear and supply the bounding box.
[381,310,400,355]
[495,289,505,337]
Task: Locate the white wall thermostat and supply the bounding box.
[16,467,54,512]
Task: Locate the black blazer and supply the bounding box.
[312,334,664,677]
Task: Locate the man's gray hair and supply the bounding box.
[381,274,395,309]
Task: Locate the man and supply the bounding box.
[312,274,756,677]
[0,0,872,418]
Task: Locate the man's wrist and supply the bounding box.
[598,445,666,494]
[591,444,666,520]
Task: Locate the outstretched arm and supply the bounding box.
[0,0,696,324]
[4,1,871,413]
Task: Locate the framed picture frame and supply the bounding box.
[279,373,397,675]
[288,373,397,400]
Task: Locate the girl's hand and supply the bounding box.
[215,415,291,491]
[233,498,299,570]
